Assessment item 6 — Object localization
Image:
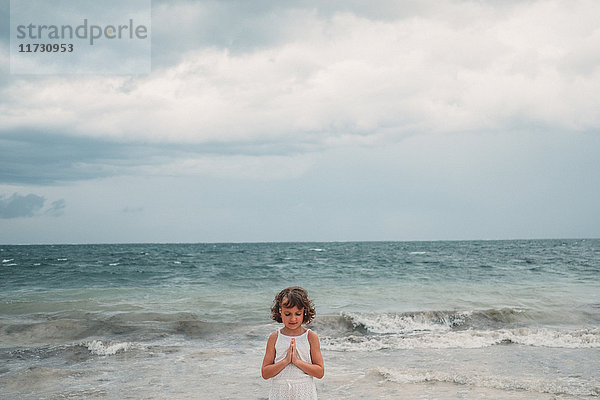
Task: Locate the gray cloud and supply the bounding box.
[1,0,429,70]
[45,199,66,217]
[0,193,45,218]
[0,128,315,185]
[0,192,66,218]
[0,131,126,185]
[148,0,428,70]
[147,0,537,69]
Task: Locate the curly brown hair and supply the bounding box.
[270,286,316,324]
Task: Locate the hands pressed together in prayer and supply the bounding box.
[284,337,300,366]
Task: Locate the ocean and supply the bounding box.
[1,240,598,399]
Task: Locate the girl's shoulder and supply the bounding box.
[267,330,279,344]
[307,328,320,341]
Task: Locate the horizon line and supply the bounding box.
[2,237,598,246]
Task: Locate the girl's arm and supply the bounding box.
[291,330,325,379]
[261,332,291,379]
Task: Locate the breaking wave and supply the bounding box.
[312,309,600,351]
[85,340,132,356]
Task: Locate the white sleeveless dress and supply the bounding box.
[269,328,318,400]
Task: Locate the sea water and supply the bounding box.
[0,240,598,399]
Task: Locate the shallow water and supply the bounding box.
[1,240,599,399]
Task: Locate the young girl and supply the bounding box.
[261,286,325,400]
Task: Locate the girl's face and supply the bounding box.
[280,300,304,331]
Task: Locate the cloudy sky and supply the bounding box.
[1,0,599,244]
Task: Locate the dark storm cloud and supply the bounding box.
[0,129,307,185]
[0,131,127,185]
[0,193,44,218]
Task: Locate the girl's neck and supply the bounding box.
[280,325,307,336]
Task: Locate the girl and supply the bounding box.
[261,286,325,400]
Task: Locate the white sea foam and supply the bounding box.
[321,327,600,351]
[86,340,132,356]
[2,258,14,263]
[342,311,468,334]
[373,367,600,397]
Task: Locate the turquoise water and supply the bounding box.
[1,240,599,398]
